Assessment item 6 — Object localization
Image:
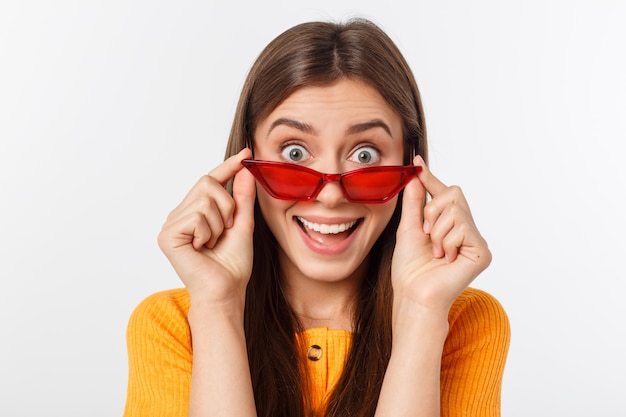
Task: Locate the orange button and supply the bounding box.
[307,344,322,361]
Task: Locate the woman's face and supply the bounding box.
[253,79,405,285]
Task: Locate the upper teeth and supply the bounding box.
[298,217,357,234]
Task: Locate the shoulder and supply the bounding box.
[127,288,192,349]
[124,289,193,416]
[446,287,511,351]
[130,288,191,319]
[449,287,508,325]
[440,289,510,415]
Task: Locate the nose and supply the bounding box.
[313,161,349,207]
[308,158,348,206]
[315,178,347,207]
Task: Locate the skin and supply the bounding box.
[253,80,404,329]
[157,79,491,417]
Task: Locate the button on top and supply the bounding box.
[307,344,323,361]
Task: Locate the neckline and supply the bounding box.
[299,326,353,338]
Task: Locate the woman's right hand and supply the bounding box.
[157,148,256,306]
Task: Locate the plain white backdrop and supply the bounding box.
[1,0,624,415]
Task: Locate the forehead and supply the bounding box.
[257,79,402,134]
[277,79,390,110]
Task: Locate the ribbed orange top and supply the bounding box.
[123,287,510,416]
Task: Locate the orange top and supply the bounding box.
[123,287,510,416]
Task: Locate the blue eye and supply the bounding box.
[349,146,380,164]
[281,144,310,162]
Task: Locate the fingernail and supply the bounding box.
[423,220,431,234]
[226,215,234,228]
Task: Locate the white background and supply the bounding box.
[1,0,624,416]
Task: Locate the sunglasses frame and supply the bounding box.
[242,159,420,203]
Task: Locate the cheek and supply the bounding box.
[369,199,400,234]
[256,188,294,231]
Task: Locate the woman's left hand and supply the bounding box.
[391,155,492,315]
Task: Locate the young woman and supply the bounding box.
[124,19,510,417]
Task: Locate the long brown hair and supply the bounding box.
[223,18,428,417]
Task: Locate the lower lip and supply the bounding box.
[295,218,361,256]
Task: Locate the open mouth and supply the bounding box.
[296,216,362,246]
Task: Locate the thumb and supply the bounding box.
[230,165,256,234]
[397,173,426,237]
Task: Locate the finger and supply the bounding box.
[442,222,491,270]
[427,205,456,259]
[189,214,218,251]
[230,164,257,234]
[423,186,475,235]
[440,223,468,263]
[168,148,251,225]
[208,148,252,186]
[413,155,448,199]
[159,211,213,252]
[200,202,229,249]
[168,186,235,235]
[201,148,252,229]
[397,174,426,233]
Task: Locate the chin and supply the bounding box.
[280,251,370,286]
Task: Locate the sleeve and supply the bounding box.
[123,289,193,417]
[440,288,511,417]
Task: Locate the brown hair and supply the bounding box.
[224,18,427,417]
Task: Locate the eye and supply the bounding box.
[349,146,380,164]
[280,143,310,162]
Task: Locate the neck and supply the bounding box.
[290,294,356,331]
[282,263,366,332]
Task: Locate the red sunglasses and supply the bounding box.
[242,160,420,203]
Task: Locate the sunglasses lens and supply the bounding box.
[244,160,415,203]
[255,164,321,200]
[343,170,406,202]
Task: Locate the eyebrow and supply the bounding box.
[268,118,317,135]
[346,120,393,138]
[267,118,394,138]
